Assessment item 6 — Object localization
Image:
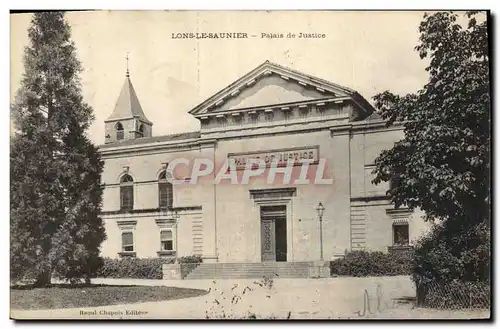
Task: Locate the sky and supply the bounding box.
[10,11,431,145]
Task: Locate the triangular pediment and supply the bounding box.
[189,61,362,116]
[210,74,334,112]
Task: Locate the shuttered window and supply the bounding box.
[122,232,134,251]
[161,230,173,251]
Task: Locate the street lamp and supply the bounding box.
[173,211,180,262]
[316,202,325,261]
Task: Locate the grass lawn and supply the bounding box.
[10,284,208,310]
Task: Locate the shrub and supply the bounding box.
[95,257,175,279]
[178,255,203,264]
[178,255,203,279]
[412,221,490,287]
[330,250,412,277]
[412,220,490,307]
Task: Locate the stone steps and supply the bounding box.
[185,262,311,279]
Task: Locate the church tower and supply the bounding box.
[104,56,153,144]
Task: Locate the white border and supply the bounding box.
[3,2,497,328]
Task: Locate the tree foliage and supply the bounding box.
[371,11,490,287]
[10,12,105,286]
[372,11,490,223]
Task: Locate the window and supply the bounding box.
[138,123,144,137]
[120,174,134,210]
[389,174,401,191]
[116,122,124,140]
[122,232,134,252]
[160,230,174,251]
[393,224,409,246]
[158,170,173,209]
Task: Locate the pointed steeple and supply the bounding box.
[104,54,153,144]
[105,76,152,124]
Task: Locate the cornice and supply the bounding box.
[99,118,403,158]
[198,138,218,149]
[99,138,207,158]
[249,187,297,200]
[386,208,412,216]
[351,195,392,203]
[101,206,203,217]
[200,114,349,139]
[350,120,404,132]
[329,120,404,137]
[194,97,350,119]
[104,116,154,125]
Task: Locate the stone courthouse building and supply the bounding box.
[98,61,427,266]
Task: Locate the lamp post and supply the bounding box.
[316,202,325,261]
[173,211,180,262]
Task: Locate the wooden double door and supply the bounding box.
[260,206,287,262]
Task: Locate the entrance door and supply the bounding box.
[260,206,287,262]
[261,219,276,261]
[275,218,287,261]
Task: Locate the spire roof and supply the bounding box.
[106,76,152,124]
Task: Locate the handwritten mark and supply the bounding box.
[354,290,374,317]
[355,284,399,317]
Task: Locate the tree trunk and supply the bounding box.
[416,283,427,307]
[33,271,51,288]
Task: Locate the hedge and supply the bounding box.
[330,250,412,277]
[95,255,203,279]
[178,255,203,264]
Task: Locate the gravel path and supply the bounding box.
[10,276,490,320]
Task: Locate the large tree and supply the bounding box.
[11,12,105,286]
[372,11,490,285]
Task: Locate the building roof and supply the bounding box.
[365,111,383,121]
[188,60,374,118]
[106,76,152,124]
[99,131,201,149]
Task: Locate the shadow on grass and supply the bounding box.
[11,283,141,290]
[393,296,416,305]
[11,283,209,311]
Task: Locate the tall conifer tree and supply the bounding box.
[11,12,105,286]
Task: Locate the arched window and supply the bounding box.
[138,124,144,137]
[116,122,124,140]
[158,170,173,209]
[120,174,134,210]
